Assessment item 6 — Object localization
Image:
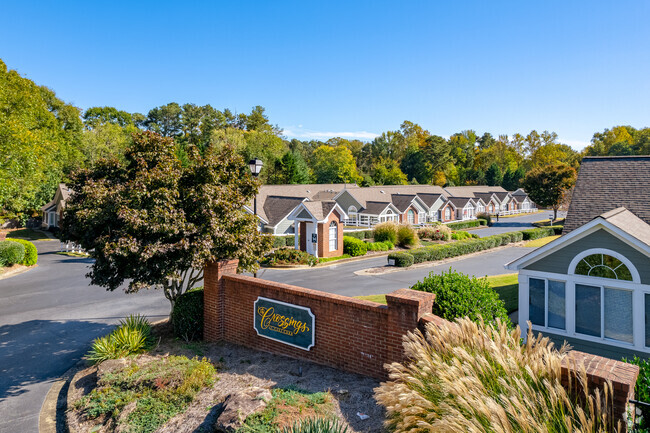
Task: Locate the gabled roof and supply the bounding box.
[288,200,348,223]
[262,196,306,227]
[443,186,507,198]
[564,156,650,233]
[512,188,528,197]
[447,197,475,208]
[339,185,446,209]
[415,193,445,208]
[493,191,511,202]
[506,207,650,271]
[473,192,499,204]
[359,201,398,215]
[41,183,74,211]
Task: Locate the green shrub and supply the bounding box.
[625,357,650,430]
[87,314,153,364]
[451,231,477,241]
[476,212,492,225]
[343,236,368,256]
[418,225,452,241]
[171,287,203,341]
[510,231,524,242]
[264,248,318,266]
[447,220,480,230]
[272,236,287,248]
[373,221,398,244]
[477,218,487,226]
[282,417,348,433]
[388,251,414,267]
[549,225,564,235]
[0,240,25,267]
[397,224,418,248]
[522,227,555,240]
[411,249,430,264]
[7,239,37,266]
[343,230,372,240]
[285,235,295,246]
[411,269,509,324]
[366,241,393,251]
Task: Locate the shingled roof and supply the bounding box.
[443,186,507,198]
[564,156,650,233]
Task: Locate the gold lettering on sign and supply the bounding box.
[257,306,310,336]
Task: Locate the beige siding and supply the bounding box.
[524,229,650,284]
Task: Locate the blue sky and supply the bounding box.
[1,1,649,150]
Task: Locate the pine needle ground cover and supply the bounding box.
[376,318,618,433]
[74,356,216,433]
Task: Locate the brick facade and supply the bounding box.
[317,210,344,258]
[398,205,419,225]
[440,202,455,222]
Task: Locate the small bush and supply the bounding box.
[0,240,25,267]
[451,230,477,241]
[272,236,287,248]
[388,251,414,267]
[87,314,153,364]
[476,212,492,225]
[373,221,398,244]
[7,239,37,266]
[477,218,487,226]
[447,220,480,230]
[411,249,430,264]
[549,225,564,235]
[626,357,650,430]
[171,287,203,341]
[522,227,555,240]
[285,235,295,246]
[343,230,372,240]
[265,248,318,266]
[282,417,348,433]
[396,224,418,248]
[343,236,368,256]
[410,269,509,324]
[366,241,393,252]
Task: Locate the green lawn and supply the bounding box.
[355,272,519,314]
[6,228,53,241]
[524,235,560,248]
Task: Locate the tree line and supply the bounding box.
[1,58,648,215]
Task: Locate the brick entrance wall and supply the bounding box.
[204,260,638,429]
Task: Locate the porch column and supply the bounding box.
[294,220,299,250]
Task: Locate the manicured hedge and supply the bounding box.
[171,287,203,341]
[264,248,318,266]
[272,235,296,248]
[387,251,414,267]
[477,218,488,226]
[446,220,480,230]
[548,225,564,235]
[366,241,394,251]
[0,240,25,267]
[343,230,373,240]
[7,239,37,266]
[521,227,555,240]
[343,236,368,256]
[387,230,527,268]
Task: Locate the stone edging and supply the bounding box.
[0,264,37,281]
[354,242,527,276]
[38,360,86,433]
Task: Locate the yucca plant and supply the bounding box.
[376,318,619,433]
[282,417,348,433]
[87,314,153,364]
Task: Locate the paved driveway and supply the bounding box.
[474,211,565,237]
[0,241,169,433]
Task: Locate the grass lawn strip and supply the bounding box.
[6,228,55,240]
[355,272,519,314]
[241,386,336,432]
[524,235,560,247]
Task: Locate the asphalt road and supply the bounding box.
[0,241,169,433]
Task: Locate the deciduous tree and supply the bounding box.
[523,164,576,220]
[61,131,272,311]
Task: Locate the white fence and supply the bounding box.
[59,241,87,254]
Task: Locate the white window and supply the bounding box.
[328,221,338,251]
[529,278,566,330]
[348,206,357,216]
[444,207,452,220]
[407,209,415,224]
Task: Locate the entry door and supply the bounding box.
[329,222,337,251]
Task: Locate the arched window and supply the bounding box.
[574,253,633,281]
[407,209,415,224]
[348,206,357,216]
[569,248,639,283]
[444,206,452,220]
[328,221,338,251]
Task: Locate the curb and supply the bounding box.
[0,264,37,281]
[39,360,87,433]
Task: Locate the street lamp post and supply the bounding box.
[249,158,263,227]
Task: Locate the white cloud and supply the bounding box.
[282,126,379,141]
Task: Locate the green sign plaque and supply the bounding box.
[254,297,315,350]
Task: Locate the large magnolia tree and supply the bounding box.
[61,131,272,309]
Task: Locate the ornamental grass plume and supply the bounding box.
[375,318,620,433]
